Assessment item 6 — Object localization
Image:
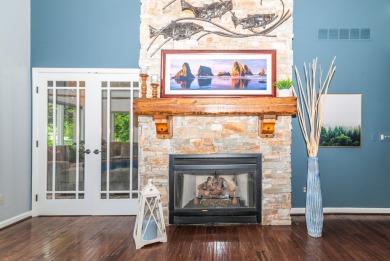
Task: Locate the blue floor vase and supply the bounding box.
[306,157,324,237]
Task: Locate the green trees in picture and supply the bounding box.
[320,126,361,147]
[320,94,362,147]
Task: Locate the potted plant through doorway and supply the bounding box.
[275,79,293,97]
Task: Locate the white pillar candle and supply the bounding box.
[140,66,147,74]
[151,75,159,84]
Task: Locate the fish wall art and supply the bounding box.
[148,0,291,57]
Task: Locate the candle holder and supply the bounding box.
[140,74,148,98]
[151,83,159,98]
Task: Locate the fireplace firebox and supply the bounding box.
[169,154,262,224]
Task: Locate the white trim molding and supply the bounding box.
[0,211,32,229]
[291,208,390,215]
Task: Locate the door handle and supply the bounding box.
[93,149,102,154]
[83,149,91,154]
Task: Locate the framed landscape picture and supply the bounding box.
[160,50,276,97]
[320,94,362,147]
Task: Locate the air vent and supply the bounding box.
[318,29,328,40]
[339,29,349,40]
[329,29,339,40]
[318,28,371,40]
[350,28,360,39]
[360,28,370,39]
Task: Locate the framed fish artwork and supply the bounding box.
[160,50,276,98]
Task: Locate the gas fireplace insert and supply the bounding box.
[169,154,262,224]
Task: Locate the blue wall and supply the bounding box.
[0,0,31,224]
[292,0,390,207]
[31,0,139,68]
[32,1,390,208]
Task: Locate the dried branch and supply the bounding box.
[293,57,336,157]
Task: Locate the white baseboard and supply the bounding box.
[291,208,390,215]
[0,211,32,229]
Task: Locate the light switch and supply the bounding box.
[372,132,390,142]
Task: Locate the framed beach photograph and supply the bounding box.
[160,50,276,97]
[320,94,362,147]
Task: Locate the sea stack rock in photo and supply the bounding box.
[174,62,195,80]
[217,71,231,76]
[198,65,214,76]
[231,61,253,76]
[259,68,266,75]
[243,65,253,75]
[231,61,246,76]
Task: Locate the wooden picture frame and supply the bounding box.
[320,94,362,147]
[161,50,276,98]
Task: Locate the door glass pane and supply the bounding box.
[101,90,108,192]
[56,81,77,87]
[132,90,139,193]
[47,89,54,192]
[78,90,85,192]
[110,81,131,88]
[101,89,132,199]
[110,90,130,194]
[55,89,77,192]
[47,85,84,199]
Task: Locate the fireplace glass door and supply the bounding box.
[169,154,262,224]
[174,170,256,210]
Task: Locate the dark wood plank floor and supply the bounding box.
[1,215,390,260]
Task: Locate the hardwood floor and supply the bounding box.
[1,215,390,260]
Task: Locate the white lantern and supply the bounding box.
[133,179,167,249]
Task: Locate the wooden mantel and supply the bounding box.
[133,97,297,139]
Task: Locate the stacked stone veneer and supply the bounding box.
[139,0,293,225]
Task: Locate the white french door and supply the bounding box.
[32,69,140,215]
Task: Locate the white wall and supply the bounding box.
[0,0,31,223]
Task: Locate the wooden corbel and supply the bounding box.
[153,115,173,139]
[259,115,277,138]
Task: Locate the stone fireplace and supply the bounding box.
[138,0,294,225]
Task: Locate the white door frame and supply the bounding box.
[31,68,140,217]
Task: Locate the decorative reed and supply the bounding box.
[292,57,337,157]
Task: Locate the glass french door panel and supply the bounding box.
[132,90,139,195]
[46,81,85,200]
[101,88,136,199]
[35,70,141,216]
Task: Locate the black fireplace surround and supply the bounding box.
[169,154,262,224]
